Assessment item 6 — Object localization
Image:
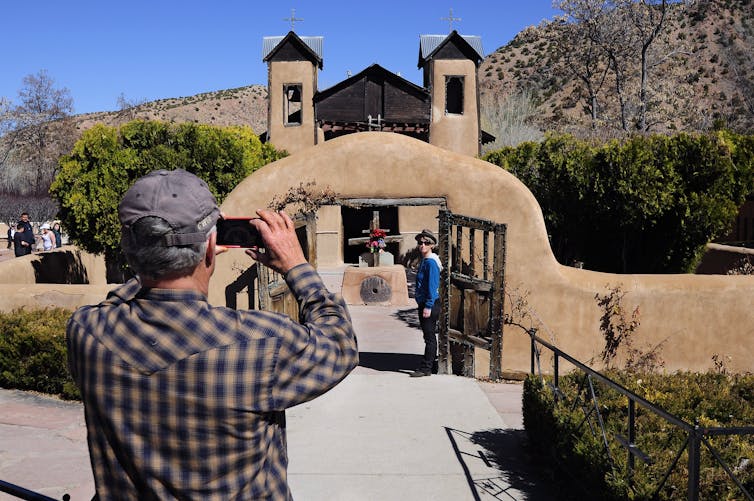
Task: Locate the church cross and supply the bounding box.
[367,114,383,130]
[283,8,304,31]
[357,211,388,236]
[441,8,461,32]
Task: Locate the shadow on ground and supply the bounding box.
[358,352,422,373]
[391,307,420,329]
[458,428,579,501]
[31,250,90,284]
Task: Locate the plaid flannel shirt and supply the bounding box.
[67,263,358,500]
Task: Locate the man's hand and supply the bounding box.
[422,307,432,319]
[246,209,307,275]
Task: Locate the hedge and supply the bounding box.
[484,132,754,273]
[0,307,79,400]
[523,372,754,500]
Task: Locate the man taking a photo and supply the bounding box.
[67,169,358,499]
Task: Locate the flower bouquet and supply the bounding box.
[366,228,387,253]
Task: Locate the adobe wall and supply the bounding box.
[215,132,754,374]
[0,248,114,311]
[0,132,750,374]
[695,243,754,274]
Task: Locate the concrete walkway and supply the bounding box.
[0,268,558,501]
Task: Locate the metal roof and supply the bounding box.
[262,35,324,61]
[419,33,484,61]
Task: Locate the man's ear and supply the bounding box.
[205,233,216,268]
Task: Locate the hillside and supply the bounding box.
[72,84,268,136]
[479,0,754,135]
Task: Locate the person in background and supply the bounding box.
[52,222,63,248]
[40,223,56,251]
[18,212,34,252]
[67,168,358,499]
[13,223,31,257]
[410,228,442,377]
[6,225,14,249]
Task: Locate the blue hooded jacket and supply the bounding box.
[415,253,442,309]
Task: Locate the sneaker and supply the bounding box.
[410,370,431,378]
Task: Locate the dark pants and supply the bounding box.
[418,302,441,372]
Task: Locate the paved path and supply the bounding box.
[0,268,558,500]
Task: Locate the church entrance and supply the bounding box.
[341,206,399,264]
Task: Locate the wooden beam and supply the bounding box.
[347,235,404,246]
[341,197,447,208]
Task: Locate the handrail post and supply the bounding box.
[553,354,559,401]
[530,330,536,375]
[688,420,700,501]
[628,399,636,488]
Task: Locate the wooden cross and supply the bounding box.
[347,210,404,267]
[441,8,461,32]
[283,8,304,31]
[366,211,383,235]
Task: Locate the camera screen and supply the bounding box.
[216,218,262,248]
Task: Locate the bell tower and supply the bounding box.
[263,31,323,154]
[419,30,484,156]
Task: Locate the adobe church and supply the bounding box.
[262,29,492,156]
[260,28,494,266]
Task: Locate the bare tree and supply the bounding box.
[116,92,148,121]
[480,90,544,152]
[0,192,58,225]
[10,70,75,194]
[622,0,668,131]
[554,0,613,128]
[0,97,19,166]
[597,5,638,131]
[0,97,12,136]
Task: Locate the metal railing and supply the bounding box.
[0,479,68,501]
[527,328,754,501]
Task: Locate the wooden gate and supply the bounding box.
[437,210,507,379]
[256,213,317,318]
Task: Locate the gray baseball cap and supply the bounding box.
[119,169,220,247]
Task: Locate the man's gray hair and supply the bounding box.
[123,216,213,280]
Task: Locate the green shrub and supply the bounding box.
[50,120,287,281]
[0,307,79,400]
[524,372,754,500]
[484,132,754,273]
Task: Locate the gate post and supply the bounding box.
[437,210,451,375]
[488,223,506,380]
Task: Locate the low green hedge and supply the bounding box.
[0,307,79,400]
[524,372,754,500]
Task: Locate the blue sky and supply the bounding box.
[2,1,560,115]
